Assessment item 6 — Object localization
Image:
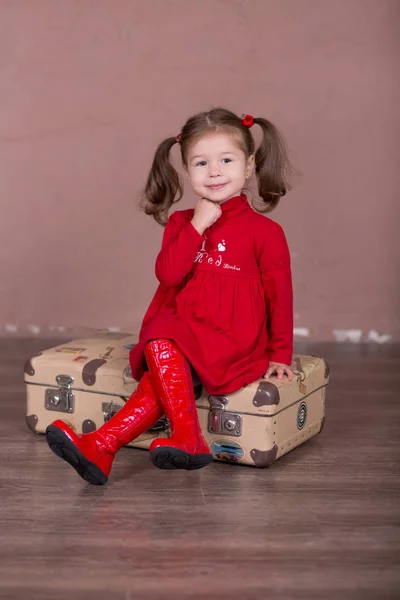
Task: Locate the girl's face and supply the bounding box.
[185,132,254,204]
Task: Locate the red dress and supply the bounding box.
[129,194,293,395]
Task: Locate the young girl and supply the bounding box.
[46,107,295,485]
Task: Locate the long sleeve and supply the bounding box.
[155,211,204,287]
[258,222,294,366]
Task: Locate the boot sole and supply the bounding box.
[150,447,213,471]
[45,425,108,486]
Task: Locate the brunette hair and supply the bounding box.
[141,107,292,226]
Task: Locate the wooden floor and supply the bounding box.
[1,339,399,600]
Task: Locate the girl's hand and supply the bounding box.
[191,198,222,234]
[263,361,295,381]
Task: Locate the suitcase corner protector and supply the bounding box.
[26,414,39,434]
[250,444,278,468]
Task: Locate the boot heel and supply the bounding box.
[46,425,108,486]
[150,446,213,471]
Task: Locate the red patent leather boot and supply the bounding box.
[144,339,213,470]
[45,372,163,485]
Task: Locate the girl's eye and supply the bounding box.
[222,158,232,164]
[195,160,207,167]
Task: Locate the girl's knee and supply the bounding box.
[145,338,174,350]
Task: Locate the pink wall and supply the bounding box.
[1,0,399,342]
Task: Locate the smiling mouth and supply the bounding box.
[207,183,228,191]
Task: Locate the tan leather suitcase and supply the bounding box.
[25,330,329,467]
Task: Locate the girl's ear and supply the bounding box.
[246,154,255,179]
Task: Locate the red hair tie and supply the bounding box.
[241,113,254,128]
[176,133,182,143]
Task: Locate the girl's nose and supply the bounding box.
[208,164,221,178]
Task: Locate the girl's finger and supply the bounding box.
[264,368,276,379]
[277,367,285,380]
[266,368,295,382]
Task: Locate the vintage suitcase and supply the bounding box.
[25,330,329,467]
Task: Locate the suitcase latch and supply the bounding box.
[207,395,242,437]
[45,375,75,413]
[102,401,123,422]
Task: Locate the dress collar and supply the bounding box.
[219,193,251,218]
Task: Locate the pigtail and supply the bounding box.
[253,117,292,212]
[141,137,183,226]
